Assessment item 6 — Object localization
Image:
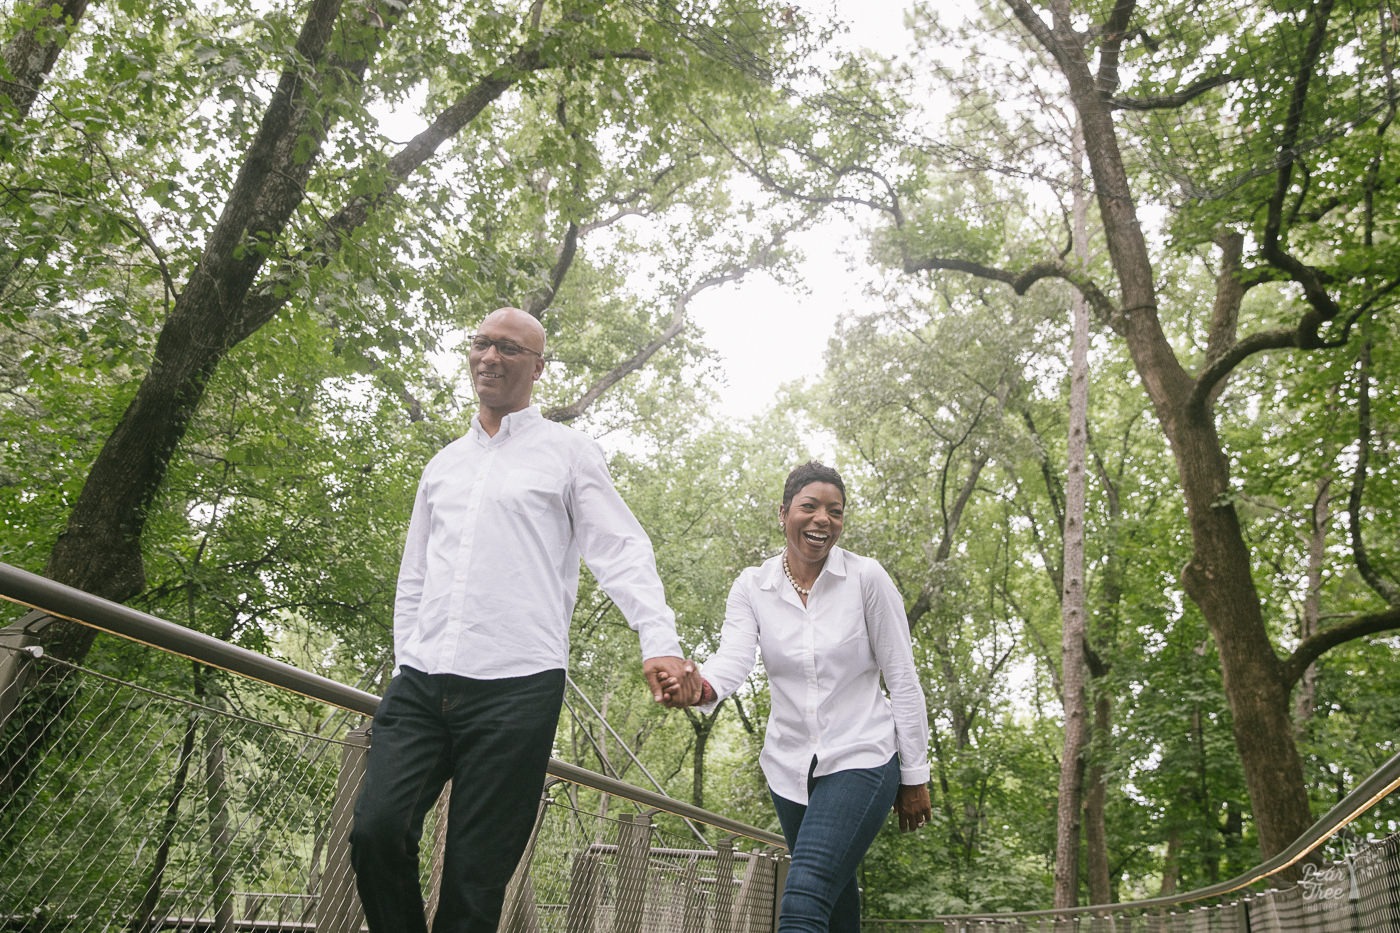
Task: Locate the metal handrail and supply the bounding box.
[918,745,1400,920]
[0,560,786,849]
[18,553,1394,918]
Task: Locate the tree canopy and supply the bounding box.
[2,0,1396,916]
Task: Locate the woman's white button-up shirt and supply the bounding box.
[698,546,930,804]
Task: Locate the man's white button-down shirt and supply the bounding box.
[393,406,681,679]
[698,546,930,804]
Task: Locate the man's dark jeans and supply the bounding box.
[350,666,565,933]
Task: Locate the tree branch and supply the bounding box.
[1094,0,1137,96]
[1204,232,1244,367]
[901,254,1119,325]
[1282,606,1400,687]
[541,236,780,422]
[1259,0,1342,336]
[1348,335,1400,605]
[0,0,90,119]
[1110,74,1236,111]
[730,692,756,735]
[1188,255,1398,417]
[1188,328,1304,415]
[236,43,556,339]
[687,105,903,219]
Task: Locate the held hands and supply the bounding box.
[643,656,703,707]
[895,783,932,833]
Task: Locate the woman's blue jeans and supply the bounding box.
[349,666,564,933]
[770,754,901,933]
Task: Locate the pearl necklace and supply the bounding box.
[782,551,812,597]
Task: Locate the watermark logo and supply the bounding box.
[1299,835,1384,903]
[1299,862,1352,902]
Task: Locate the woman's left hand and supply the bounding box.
[895,783,932,833]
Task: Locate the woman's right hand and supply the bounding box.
[895,783,932,833]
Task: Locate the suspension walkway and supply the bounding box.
[1,561,1397,933]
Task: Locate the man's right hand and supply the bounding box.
[644,656,702,707]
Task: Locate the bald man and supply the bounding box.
[350,308,698,933]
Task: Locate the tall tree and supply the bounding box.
[1052,123,1092,908]
[885,0,1400,859]
[0,0,827,823]
[0,0,816,651]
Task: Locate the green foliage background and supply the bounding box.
[1,0,1397,919]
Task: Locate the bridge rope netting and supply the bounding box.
[2,563,1398,932]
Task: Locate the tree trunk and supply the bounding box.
[1005,0,1315,859]
[41,0,366,631]
[0,0,89,118]
[1159,828,1181,896]
[1173,418,1310,863]
[1294,476,1330,731]
[689,713,715,809]
[134,708,199,933]
[1052,154,1092,905]
[1084,442,1124,906]
[1083,691,1112,904]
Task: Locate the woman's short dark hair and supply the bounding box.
[782,461,846,509]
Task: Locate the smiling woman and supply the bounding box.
[779,466,845,595]
[661,459,933,933]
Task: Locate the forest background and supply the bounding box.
[1,0,1397,918]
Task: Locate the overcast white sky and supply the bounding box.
[424,1,920,423]
[690,0,914,420]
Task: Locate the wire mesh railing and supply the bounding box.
[0,561,786,932]
[1,560,1398,932]
[861,745,1400,930]
[864,836,1400,931]
[863,833,1400,928]
[1,647,342,930]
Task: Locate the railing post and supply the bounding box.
[614,810,654,933]
[769,848,788,933]
[317,723,369,933]
[566,846,603,933]
[682,855,709,933]
[1383,837,1400,933]
[731,847,777,933]
[499,782,555,933]
[0,611,52,731]
[713,836,736,933]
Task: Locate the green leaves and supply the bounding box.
[4,0,1395,912]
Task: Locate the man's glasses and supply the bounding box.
[467,334,543,358]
